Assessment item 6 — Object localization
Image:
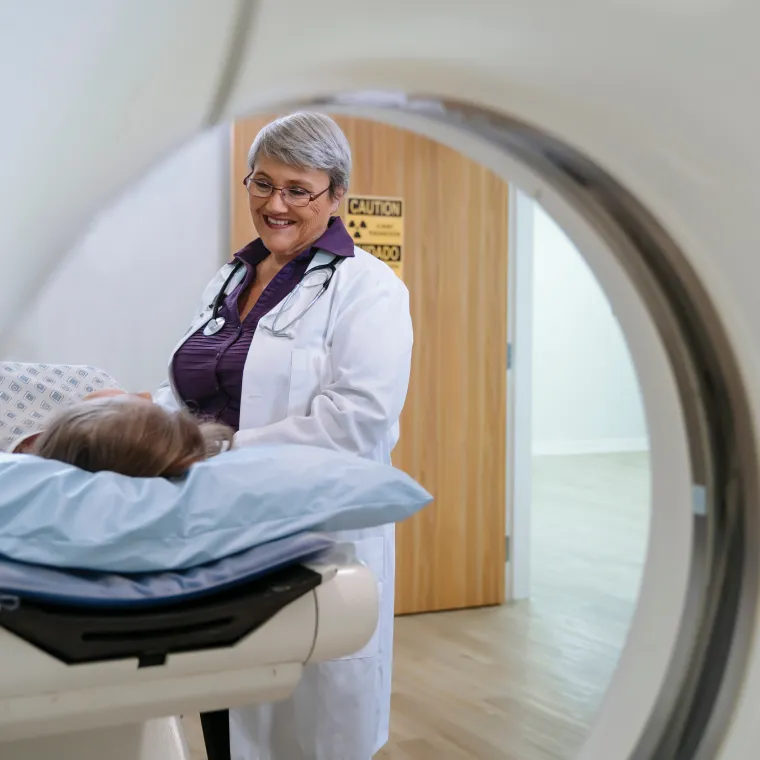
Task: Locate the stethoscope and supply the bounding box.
[203,255,342,337]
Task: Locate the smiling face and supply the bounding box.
[248,154,344,259]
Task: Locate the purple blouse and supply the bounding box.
[172,217,355,430]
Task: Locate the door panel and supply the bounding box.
[230,115,508,614]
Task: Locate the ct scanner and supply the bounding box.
[2,1,760,759]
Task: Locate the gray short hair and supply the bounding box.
[247,112,351,197]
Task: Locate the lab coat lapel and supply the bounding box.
[240,251,336,429]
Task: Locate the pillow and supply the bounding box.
[0,362,123,452]
[0,445,433,573]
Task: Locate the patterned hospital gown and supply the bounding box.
[0,362,123,452]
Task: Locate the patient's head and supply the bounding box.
[32,395,233,477]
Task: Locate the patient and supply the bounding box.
[18,392,233,478]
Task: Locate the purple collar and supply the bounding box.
[234,216,355,266]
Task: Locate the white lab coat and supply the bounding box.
[153,246,413,760]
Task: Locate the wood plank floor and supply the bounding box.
[185,452,650,759]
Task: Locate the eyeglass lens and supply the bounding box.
[247,179,312,207]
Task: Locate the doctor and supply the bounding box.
[152,112,413,759]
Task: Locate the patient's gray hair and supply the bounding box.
[247,112,351,198]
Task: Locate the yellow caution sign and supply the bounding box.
[345,194,404,279]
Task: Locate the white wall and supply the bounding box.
[4,126,229,391]
[531,202,648,455]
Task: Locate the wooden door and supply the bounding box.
[230,116,508,614]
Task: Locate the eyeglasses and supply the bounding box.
[243,173,330,207]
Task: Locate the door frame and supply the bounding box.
[505,187,534,601]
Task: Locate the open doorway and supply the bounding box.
[501,192,652,758]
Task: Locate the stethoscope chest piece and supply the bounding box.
[203,316,226,336]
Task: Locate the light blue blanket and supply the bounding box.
[0,444,432,573]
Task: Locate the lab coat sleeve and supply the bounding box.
[152,379,181,412]
[234,277,413,458]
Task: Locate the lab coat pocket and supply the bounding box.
[336,536,385,661]
[287,349,322,417]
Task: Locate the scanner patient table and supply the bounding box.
[0,532,379,760]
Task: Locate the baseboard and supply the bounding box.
[532,437,649,456]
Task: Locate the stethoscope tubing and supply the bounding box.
[203,255,340,338]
